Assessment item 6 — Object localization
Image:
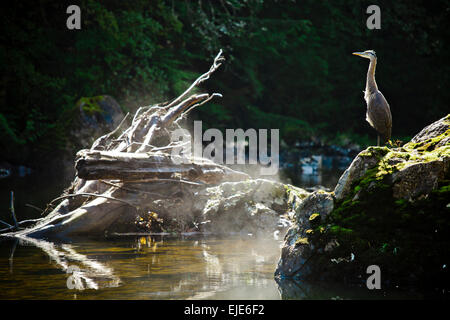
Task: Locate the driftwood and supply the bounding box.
[75,150,248,184]
[2,50,250,239]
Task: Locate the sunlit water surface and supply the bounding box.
[0,235,285,300]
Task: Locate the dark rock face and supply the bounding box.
[275,191,334,278]
[275,114,450,290]
[58,95,126,181]
[295,191,334,222]
[391,160,447,199]
[276,240,313,278]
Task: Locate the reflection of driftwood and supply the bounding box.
[13,235,120,290]
[1,50,249,238]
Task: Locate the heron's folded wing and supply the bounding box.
[366,91,392,139]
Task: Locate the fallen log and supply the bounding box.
[75,150,250,184]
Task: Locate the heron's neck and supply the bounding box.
[366,58,378,93]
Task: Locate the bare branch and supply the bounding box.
[4,48,253,239]
[47,192,137,210]
[163,49,224,110]
[180,92,222,119]
[0,219,13,228]
[25,203,44,212]
[91,112,130,151]
[18,218,43,225]
[160,93,209,128]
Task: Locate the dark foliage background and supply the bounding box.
[1,0,449,166]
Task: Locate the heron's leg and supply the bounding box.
[377,135,380,146]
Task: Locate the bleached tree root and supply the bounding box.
[2,49,251,239]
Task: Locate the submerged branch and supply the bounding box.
[10,191,18,229]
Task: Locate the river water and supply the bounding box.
[0,235,282,299]
[0,234,420,300]
[0,165,422,300]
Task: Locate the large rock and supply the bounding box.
[275,190,334,277]
[333,147,388,201]
[276,114,450,290]
[70,95,125,152]
[197,179,310,235]
[410,115,450,147]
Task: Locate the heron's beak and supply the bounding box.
[352,52,366,57]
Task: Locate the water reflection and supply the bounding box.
[6,235,120,290]
[0,235,422,299]
[0,235,282,299]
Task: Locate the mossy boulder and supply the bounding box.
[276,115,450,292]
[71,95,125,149]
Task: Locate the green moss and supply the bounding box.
[359,146,390,158]
[395,199,407,206]
[295,237,309,246]
[403,128,450,153]
[357,165,389,190]
[435,185,450,194]
[77,96,105,116]
[357,137,449,190]
[285,184,310,210]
